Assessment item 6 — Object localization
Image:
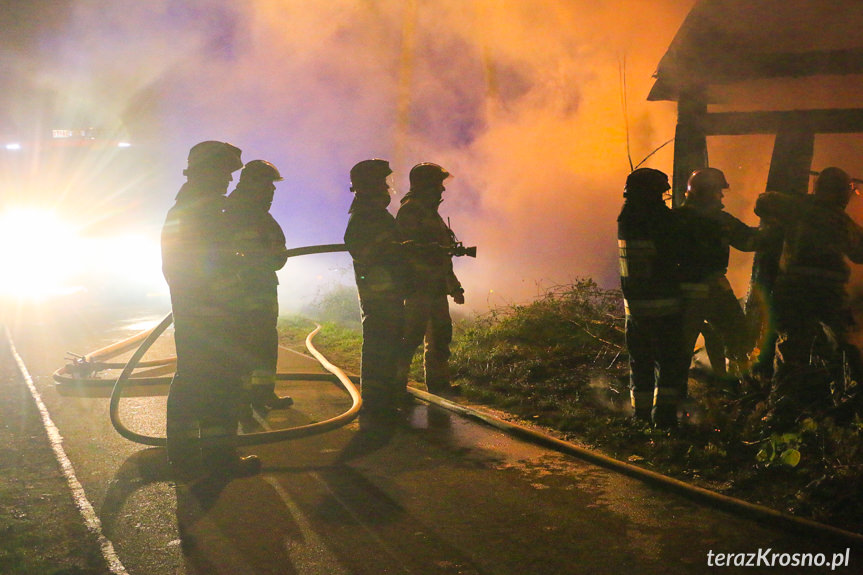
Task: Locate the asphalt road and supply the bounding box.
[4,298,861,574]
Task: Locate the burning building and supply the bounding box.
[649,0,863,360]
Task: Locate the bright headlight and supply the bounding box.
[0,207,85,298]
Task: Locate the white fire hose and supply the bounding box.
[52,243,362,446]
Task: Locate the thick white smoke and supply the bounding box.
[16,0,698,310]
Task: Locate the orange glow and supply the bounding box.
[14,1,792,312]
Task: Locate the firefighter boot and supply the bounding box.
[199,421,262,479]
[203,453,263,479]
[630,389,653,423]
[249,370,293,412]
[425,357,456,395]
[265,394,295,409]
[224,454,263,478]
[651,404,679,430]
[166,424,204,483]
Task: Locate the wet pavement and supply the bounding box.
[3,300,861,574]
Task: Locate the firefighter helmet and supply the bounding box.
[350,159,392,190]
[185,141,243,174]
[814,167,854,207]
[624,168,669,200]
[685,167,728,206]
[409,163,450,190]
[240,160,283,183]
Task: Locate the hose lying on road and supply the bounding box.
[50,243,863,546]
[52,243,361,447]
[410,388,863,547]
[103,314,361,446]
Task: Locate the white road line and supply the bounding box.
[5,328,129,575]
[278,344,318,361]
[263,475,350,575]
[309,471,411,572]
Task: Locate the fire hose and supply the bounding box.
[52,243,362,447]
[45,242,863,546]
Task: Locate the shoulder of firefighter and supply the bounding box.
[843,211,863,264]
[397,205,458,257]
[396,196,446,234]
[345,207,401,260]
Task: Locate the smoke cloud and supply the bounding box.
[6,0,698,310]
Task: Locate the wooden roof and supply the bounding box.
[649,0,863,102]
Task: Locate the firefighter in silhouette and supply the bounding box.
[676,168,761,380]
[161,141,261,479]
[344,159,410,415]
[755,167,863,423]
[225,159,293,417]
[617,168,689,428]
[395,163,465,395]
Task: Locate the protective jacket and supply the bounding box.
[755,192,863,283]
[617,196,684,316]
[344,195,409,412]
[161,182,238,317]
[224,191,288,314]
[345,197,410,297]
[395,190,461,393]
[675,204,760,371]
[396,192,462,298]
[161,181,245,469]
[617,194,689,425]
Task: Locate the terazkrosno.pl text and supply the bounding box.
[707,548,851,570]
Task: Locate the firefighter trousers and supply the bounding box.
[167,315,245,468]
[626,311,689,422]
[682,276,750,376]
[397,291,453,392]
[233,308,279,406]
[358,291,405,411]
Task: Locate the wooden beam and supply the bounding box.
[756,49,863,79]
[704,108,863,136]
[649,48,863,102]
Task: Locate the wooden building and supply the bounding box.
[649,0,863,203]
[649,0,863,366]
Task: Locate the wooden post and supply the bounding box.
[671,91,708,207]
[744,123,815,375]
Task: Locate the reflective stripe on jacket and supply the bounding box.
[617,198,684,315]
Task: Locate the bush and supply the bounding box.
[451,278,625,396]
[302,283,361,327]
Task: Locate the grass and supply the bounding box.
[278,316,362,374]
[281,279,863,536]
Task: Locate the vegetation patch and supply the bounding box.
[278,315,362,372]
